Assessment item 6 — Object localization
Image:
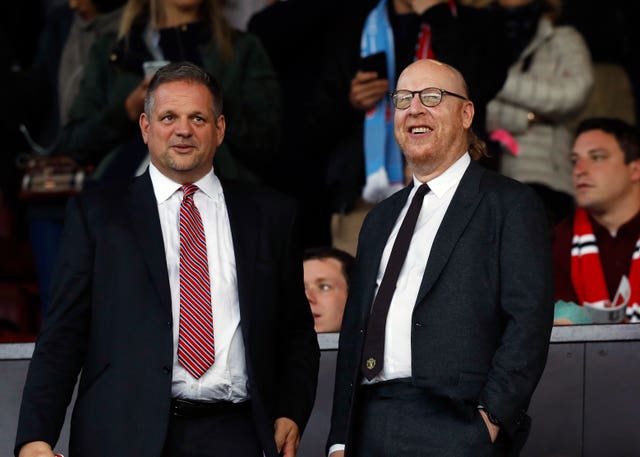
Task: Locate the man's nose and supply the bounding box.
[305,287,316,305]
[175,118,193,136]
[573,157,587,176]
[408,93,426,113]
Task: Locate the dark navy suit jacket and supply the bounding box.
[15,171,319,456]
[328,160,553,454]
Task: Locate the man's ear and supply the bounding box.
[629,159,640,182]
[139,112,150,144]
[461,101,474,130]
[215,114,226,146]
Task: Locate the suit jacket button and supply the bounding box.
[166,321,172,327]
[162,366,171,375]
[415,322,424,327]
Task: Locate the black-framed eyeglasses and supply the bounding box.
[390,87,468,109]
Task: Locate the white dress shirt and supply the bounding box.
[368,153,470,383]
[329,154,470,456]
[149,164,249,402]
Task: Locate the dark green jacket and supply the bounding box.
[58,23,281,183]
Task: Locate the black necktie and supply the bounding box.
[361,183,431,380]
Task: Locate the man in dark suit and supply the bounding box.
[15,61,319,457]
[327,59,553,457]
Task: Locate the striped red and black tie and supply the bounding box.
[177,184,215,379]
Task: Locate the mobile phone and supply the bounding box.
[358,52,388,79]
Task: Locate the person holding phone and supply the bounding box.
[350,51,389,112]
[309,0,510,255]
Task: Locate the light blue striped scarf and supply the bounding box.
[360,0,404,203]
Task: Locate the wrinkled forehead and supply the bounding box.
[397,60,466,95]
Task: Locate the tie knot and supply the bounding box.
[415,183,430,198]
[181,184,199,200]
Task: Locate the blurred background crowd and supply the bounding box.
[1,0,639,340]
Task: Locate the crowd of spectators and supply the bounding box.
[1,0,639,340]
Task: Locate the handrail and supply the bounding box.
[3,324,640,361]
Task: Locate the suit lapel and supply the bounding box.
[125,172,172,316]
[359,186,412,320]
[415,161,485,306]
[222,183,259,341]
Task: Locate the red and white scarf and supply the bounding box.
[571,208,640,321]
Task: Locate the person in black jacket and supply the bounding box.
[248,0,342,248]
[327,58,552,457]
[15,62,319,457]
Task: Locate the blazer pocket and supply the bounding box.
[475,409,494,445]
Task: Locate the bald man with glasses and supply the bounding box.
[327,59,553,457]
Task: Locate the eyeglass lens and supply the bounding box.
[393,89,443,109]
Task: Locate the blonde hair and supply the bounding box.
[118,0,233,60]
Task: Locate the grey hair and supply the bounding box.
[144,61,223,118]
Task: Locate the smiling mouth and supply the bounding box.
[410,127,432,134]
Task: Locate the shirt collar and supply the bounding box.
[149,163,223,204]
[412,152,470,198]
